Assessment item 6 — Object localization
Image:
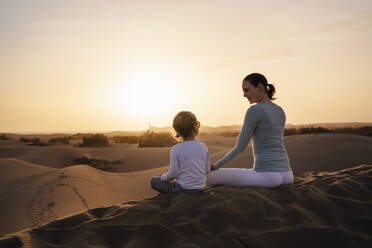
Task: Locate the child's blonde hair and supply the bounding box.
[173,111,198,138]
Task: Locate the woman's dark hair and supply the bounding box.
[173,111,198,139]
[243,73,276,100]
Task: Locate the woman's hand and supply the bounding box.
[210,164,216,171]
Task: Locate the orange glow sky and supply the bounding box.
[1,0,372,132]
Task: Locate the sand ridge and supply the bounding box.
[1,164,371,248]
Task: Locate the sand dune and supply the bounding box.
[0,141,171,171]
[0,158,164,236]
[0,133,371,240]
[1,164,371,248]
[0,158,55,187]
[285,133,372,173]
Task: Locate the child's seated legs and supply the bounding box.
[150,177,184,193]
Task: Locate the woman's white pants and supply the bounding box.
[206,168,294,188]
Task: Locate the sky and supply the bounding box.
[1,0,372,132]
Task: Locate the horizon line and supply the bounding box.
[1,121,372,135]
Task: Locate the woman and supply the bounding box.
[207,73,293,188]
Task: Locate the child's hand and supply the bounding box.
[210,164,216,171]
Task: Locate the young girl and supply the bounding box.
[150,111,210,193]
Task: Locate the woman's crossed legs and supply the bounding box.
[206,168,293,188]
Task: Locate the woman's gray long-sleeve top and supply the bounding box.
[214,102,291,172]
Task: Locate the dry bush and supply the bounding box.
[138,131,178,147]
[334,126,372,137]
[284,127,333,136]
[297,127,332,134]
[112,136,140,144]
[73,156,122,171]
[19,137,30,143]
[26,138,49,146]
[284,128,298,136]
[49,136,71,145]
[70,133,88,140]
[283,126,372,137]
[79,134,110,147]
[0,134,9,140]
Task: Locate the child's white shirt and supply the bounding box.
[161,140,210,189]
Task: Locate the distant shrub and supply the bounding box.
[73,156,122,171]
[283,126,372,137]
[112,136,140,144]
[26,138,49,146]
[138,131,178,147]
[19,137,30,142]
[283,127,333,136]
[20,137,47,145]
[71,133,86,140]
[297,127,332,134]
[79,134,110,147]
[284,128,298,136]
[0,134,9,140]
[49,136,71,145]
[335,126,372,137]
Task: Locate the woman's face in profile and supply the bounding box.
[242,81,264,104]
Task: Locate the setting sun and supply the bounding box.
[112,71,181,121]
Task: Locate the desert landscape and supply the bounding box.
[2,1,372,247]
[0,124,371,247]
